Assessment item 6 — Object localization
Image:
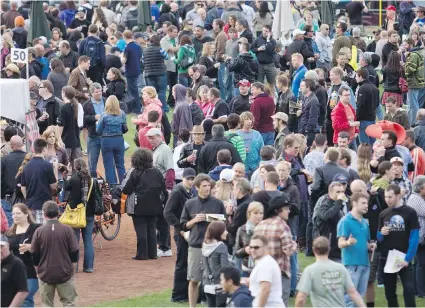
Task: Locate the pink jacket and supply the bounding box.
[135,98,163,127]
[1,207,8,233]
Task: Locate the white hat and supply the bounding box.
[220,169,235,183]
[146,128,163,137]
[293,29,305,37]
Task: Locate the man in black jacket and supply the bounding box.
[180,174,225,308]
[312,181,346,261]
[82,83,105,177]
[198,124,242,174]
[227,178,252,249]
[228,80,251,115]
[381,30,399,67]
[356,68,379,145]
[236,19,253,44]
[226,41,257,94]
[251,25,277,90]
[370,130,403,173]
[59,41,79,73]
[37,80,62,135]
[286,29,314,69]
[164,168,196,303]
[178,125,207,174]
[298,79,319,146]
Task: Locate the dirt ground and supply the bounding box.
[34,215,176,306]
[34,156,176,306]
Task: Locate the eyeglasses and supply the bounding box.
[196,3,204,6]
[249,246,263,250]
[324,28,329,30]
[38,86,45,89]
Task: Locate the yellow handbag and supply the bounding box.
[59,179,93,229]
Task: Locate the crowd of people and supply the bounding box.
[1,0,425,307]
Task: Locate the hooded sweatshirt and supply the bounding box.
[228,285,253,307]
[174,44,196,74]
[172,84,193,135]
[202,241,230,287]
[135,97,163,127]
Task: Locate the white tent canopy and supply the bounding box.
[0,79,30,124]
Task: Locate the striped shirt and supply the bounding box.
[141,47,168,64]
[224,131,246,163]
[408,193,425,244]
[254,216,295,278]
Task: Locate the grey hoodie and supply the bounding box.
[202,241,230,287]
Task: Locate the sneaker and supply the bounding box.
[157,249,172,257]
[82,150,87,156]
[377,284,384,288]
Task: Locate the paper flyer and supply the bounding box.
[384,249,406,273]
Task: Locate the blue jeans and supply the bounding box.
[178,74,190,87]
[87,136,101,178]
[359,120,376,145]
[408,88,425,126]
[218,63,226,100]
[126,75,141,114]
[344,265,370,307]
[260,131,275,146]
[145,74,168,112]
[22,278,39,307]
[376,104,384,121]
[101,136,125,184]
[74,216,95,271]
[1,199,13,227]
[225,70,234,102]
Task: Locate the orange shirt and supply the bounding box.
[409,146,425,182]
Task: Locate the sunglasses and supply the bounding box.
[249,245,263,250]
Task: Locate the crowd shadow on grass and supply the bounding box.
[95,254,425,307]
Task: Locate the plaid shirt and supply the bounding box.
[392,177,413,204]
[254,216,295,278]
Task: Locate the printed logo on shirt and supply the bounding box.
[321,271,344,291]
[387,215,405,232]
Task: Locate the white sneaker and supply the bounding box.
[157,249,172,257]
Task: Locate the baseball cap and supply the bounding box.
[38,36,47,44]
[332,173,349,185]
[183,168,196,179]
[390,157,404,165]
[77,6,85,12]
[0,234,8,246]
[238,79,251,87]
[293,29,305,37]
[269,195,291,210]
[271,112,289,123]
[220,169,234,183]
[145,128,163,137]
[386,5,396,11]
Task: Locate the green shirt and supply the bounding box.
[224,131,246,163]
[297,259,354,307]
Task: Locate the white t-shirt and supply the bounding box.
[77,103,84,128]
[173,142,187,180]
[250,255,285,307]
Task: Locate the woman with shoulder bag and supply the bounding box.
[6,203,41,307]
[122,149,168,260]
[202,221,231,307]
[96,95,127,184]
[64,158,96,273]
[105,67,126,101]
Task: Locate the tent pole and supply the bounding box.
[379,0,382,27]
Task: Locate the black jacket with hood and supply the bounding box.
[229,93,250,115]
[164,183,193,233]
[38,95,62,134]
[226,52,257,86]
[356,79,379,121]
[198,137,242,174]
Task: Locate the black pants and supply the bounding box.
[172,233,189,301]
[380,257,416,307]
[167,71,178,107]
[156,212,171,251]
[161,113,172,145]
[206,293,216,308]
[132,215,157,259]
[87,65,104,85]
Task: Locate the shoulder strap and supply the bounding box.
[87,178,94,203]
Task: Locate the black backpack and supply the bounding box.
[83,40,101,67]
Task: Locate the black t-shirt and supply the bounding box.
[69,18,91,37]
[21,157,57,210]
[378,205,419,257]
[345,2,365,25]
[212,99,229,130]
[57,103,81,148]
[7,224,40,279]
[1,253,28,307]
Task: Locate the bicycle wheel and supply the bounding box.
[99,211,121,241]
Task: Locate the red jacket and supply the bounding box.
[331,102,358,144]
[250,93,275,133]
[138,124,164,150]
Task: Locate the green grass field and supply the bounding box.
[95,253,425,307]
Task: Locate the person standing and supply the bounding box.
[276,75,298,134]
[78,24,106,84]
[337,193,374,307]
[31,201,79,307]
[248,234,285,307]
[295,237,366,307]
[164,168,196,303]
[1,234,28,308]
[377,184,419,308]
[83,83,105,177]
[212,19,227,101]
[272,112,290,158]
[68,55,91,104]
[355,68,379,145]
[177,125,207,174]
[96,95,126,184]
[254,196,297,306]
[332,22,352,65]
[59,41,80,73]
[381,30,399,68]
[315,24,332,71]
[160,25,179,108]
[121,30,142,114]
[20,139,57,224]
[180,174,225,308]
[37,80,62,135]
[250,82,275,146]
[384,97,410,130]
[298,79,319,147]
[291,53,308,99]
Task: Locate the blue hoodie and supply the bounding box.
[208,165,232,181]
[228,285,253,307]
